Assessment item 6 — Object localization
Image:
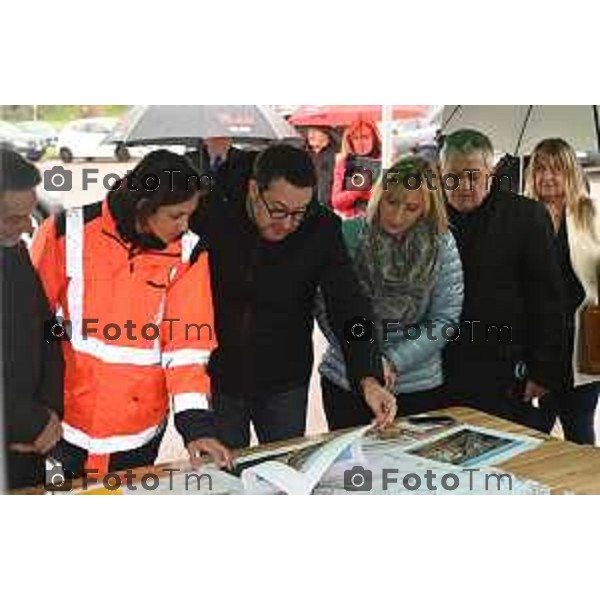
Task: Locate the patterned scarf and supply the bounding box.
[353,220,439,342]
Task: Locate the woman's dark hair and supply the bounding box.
[108,149,208,246]
[253,144,317,192]
[0,148,41,194]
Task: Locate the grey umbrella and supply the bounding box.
[442,105,600,155]
[107,104,300,147]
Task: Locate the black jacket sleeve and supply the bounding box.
[521,201,568,391]
[8,325,67,445]
[4,392,52,446]
[37,313,65,421]
[319,218,384,395]
[174,410,216,446]
[189,149,258,238]
[3,250,64,446]
[3,335,61,446]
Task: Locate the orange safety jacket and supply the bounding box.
[31,200,217,474]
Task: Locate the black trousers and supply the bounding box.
[213,385,309,450]
[542,383,599,445]
[321,377,451,432]
[52,430,165,479]
[6,452,46,492]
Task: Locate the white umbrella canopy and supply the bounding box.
[442,105,600,155]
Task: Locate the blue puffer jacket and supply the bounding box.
[318,220,464,395]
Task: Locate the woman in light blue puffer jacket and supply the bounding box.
[317,155,464,430]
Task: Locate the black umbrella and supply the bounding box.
[107,105,300,147]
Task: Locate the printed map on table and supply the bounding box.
[404,425,542,468]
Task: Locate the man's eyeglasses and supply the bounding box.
[258,193,312,223]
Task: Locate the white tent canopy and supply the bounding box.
[442,105,600,155]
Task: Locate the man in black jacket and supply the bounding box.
[191,144,396,449]
[186,137,255,205]
[1,149,64,490]
[440,130,566,429]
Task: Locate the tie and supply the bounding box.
[212,156,224,172]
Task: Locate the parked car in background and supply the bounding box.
[57,117,148,163]
[0,120,46,161]
[391,119,440,158]
[577,151,600,168]
[17,120,59,149]
[389,106,444,162]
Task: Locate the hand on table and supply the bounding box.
[187,438,234,471]
[361,377,397,429]
[522,380,548,405]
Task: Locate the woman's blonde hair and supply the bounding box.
[366,154,449,234]
[525,138,596,235]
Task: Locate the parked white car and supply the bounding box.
[57,117,148,163]
[18,120,59,148]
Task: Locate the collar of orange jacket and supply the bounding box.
[106,195,171,252]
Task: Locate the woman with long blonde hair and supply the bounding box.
[525,138,600,444]
[318,155,464,430]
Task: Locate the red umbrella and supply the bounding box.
[289,105,428,127]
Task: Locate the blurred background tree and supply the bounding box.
[0,105,128,123]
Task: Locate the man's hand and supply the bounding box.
[522,380,548,404]
[187,438,234,471]
[10,410,62,455]
[361,377,397,429]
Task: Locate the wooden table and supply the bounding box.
[17,407,600,495]
[442,408,600,495]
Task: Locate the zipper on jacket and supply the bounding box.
[128,247,140,274]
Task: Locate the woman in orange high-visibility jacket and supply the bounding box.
[31,150,232,477]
